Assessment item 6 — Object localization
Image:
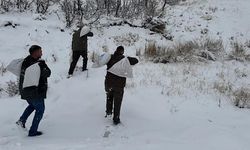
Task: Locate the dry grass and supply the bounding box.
[233,88,250,108]
[6,80,19,97]
[113,33,139,47]
[0,62,7,76]
[213,81,233,95]
[140,38,225,63]
[228,42,250,61]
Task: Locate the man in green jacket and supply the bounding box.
[68,26,93,78]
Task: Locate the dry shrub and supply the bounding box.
[141,38,225,63]
[233,88,250,108]
[0,62,7,76]
[145,41,157,58]
[113,33,139,47]
[228,42,250,61]
[213,81,233,95]
[6,80,19,97]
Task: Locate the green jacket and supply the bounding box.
[72,29,93,52]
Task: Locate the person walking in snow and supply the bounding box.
[16,45,51,137]
[67,25,93,78]
[105,46,138,125]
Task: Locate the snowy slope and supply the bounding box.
[1,0,250,149]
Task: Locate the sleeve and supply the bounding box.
[127,57,139,65]
[87,32,94,37]
[39,61,51,78]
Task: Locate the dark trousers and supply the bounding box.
[19,99,45,134]
[68,51,88,75]
[105,84,124,120]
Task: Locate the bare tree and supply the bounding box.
[35,0,50,14]
[60,0,75,27]
[115,0,121,17]
[15,0,33,12]
[0,0,14,12]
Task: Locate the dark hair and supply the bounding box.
[114,46,124,55]
[29,45,41,54]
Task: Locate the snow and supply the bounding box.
[1,0,250,149]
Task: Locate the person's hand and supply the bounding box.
[38,60,46,68]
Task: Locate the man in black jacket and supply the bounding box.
[68,26,93,78]
[16,45,51,137]
[105,46,139,125]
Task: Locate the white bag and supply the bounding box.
[6,58,24,77]
[80,26,91,37]
[108,57,133,78]
[22,63,41,88]
[92,53,111,68]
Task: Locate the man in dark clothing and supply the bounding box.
[16,45,51,137]
[68,26,93,77]
[105,46,138,125]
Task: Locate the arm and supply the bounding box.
[127,57,139,65]
[39,61,51,78]
[86,32,93,37]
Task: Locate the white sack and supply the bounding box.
[22,63,41,88]
[6,58,24,77]
[108,57,133,78]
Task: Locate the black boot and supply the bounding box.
[28,131,43,137]
[113,118,121,125]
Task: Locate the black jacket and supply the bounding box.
[105,53,138,89]
[19,55,51,100]
[72,28,93,52]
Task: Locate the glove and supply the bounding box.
[38,60,46,68]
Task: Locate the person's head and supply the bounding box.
[114,46,124,55]
[29,45,42,59]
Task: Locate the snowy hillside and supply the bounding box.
[1,0,250,150]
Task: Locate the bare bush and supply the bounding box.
[60,0,75,27]
[35,0,51,14]
[1,0,33,13]
[0,0,15,12]
[16,0,33,12]
[163,0,182,6]
[233,88,250,108]
[0,85,4,97]
[229,42,250,62]
[96,0,162,20]
[203,39,224,55]
[145,41,157,58]
[0,62,7,76]
[113,33,139,46]
[140,38,225,63]
[213,81,233,95]
[245,40,250,48]
[143,18,166,34]
[6,80,19,97]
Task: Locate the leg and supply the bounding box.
[81,51,88,71]
[113,88,124,123]
[106,89,114,115]
[19,101,35,124]
[105,82,114,115]
[68,51,80,75]
[29,99,45,135]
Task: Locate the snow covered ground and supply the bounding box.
[1,0,250,149]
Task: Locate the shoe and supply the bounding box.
[67,74,73,78]
[113,118,121,125]
[82,68,88,72]
[28,131,43,137]
[105,114,112,119]
[16,120,25,129]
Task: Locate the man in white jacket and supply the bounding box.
[105,46,138,125]
[16,45,51,137]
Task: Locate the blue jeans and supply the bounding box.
[19,99,45,134]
